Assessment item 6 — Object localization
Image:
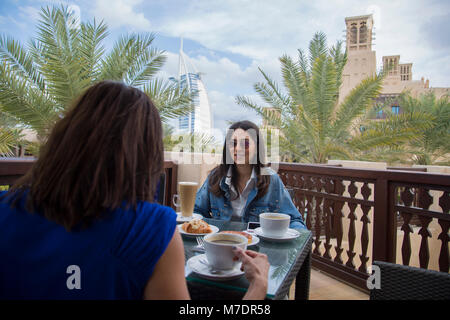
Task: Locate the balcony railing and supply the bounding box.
[1,158,448,293]
[278,163,450,292]
[0,158,178,211]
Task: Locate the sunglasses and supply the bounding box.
[231,138,250,149]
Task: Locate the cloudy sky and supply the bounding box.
[1,0,449,136]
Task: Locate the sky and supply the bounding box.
[1,0,449,137]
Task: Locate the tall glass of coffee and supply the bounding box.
[173,182,198,217]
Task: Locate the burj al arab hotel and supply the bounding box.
[170,39,213,134]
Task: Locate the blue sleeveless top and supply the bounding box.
[0,191,177,299]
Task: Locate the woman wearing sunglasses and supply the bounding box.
[194,121,305,230]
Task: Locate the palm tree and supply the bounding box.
[236,32,431,163]
[377,92,450,165]
[0,5,192,153]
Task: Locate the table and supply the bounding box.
[183,218,312,300]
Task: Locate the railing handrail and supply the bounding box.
[0,157,179,210]
[278,162,450,186]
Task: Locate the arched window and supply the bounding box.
[359,22,367,43]
[350,24,357,44]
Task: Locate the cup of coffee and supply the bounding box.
[203,233,248,270]
[259,212,291,237]
[173,182,198,217]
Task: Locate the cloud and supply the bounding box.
[208,90,262,135]
[18,6,40,21]
[158,51,265,135]
[155,0,323,61]
[421,13,450,51]
[150,0,449,88]
[92,0,151,30]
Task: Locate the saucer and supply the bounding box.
[186,254,245,281]
[178,224,219,238]
[176,212,203,223]
[254,227,300,242]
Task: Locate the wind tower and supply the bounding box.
[339,14,377,102]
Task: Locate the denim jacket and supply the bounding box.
[194,168,306,230]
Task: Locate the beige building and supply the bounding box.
[340,14,449,105]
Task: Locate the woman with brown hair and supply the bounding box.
[0,81,268,300]
[194,120,305,229]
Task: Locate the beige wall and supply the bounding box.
[340,50,377,104]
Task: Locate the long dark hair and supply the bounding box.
[208,120,270,200]
[6,81,163,231]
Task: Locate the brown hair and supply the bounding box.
[7,81,163,231]
[208,120,270,200]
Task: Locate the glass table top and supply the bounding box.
[183,218,311,299]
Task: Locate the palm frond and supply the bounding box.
[256,67,292,112]
[0,128,18,156]
[36,5,89,107]
[0,35,45,91]
[308,31,328,66]
[349,111,433,151]
[279,54,310,107]
[143,78,193,122]
[332,73,384,139]
[0,62,57,136]
[329,40,347,91]
[310,55,337,135]
[78,19,109,82]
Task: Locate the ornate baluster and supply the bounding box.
[437,191,450,273]
[296,189,306,222]
[418,216,432,269]
[361,182,372,202]
[346,181,358,269]
[279,171,287,185]
[313,194,323,255]
[333,179,345,265]
[418,188,433,210]
[297,175,307,221]
[358,205,371,273]
[437,219,449,273]
[439,191,449,214]
[323,178,334,260]
[398,186,415,267]
[287,172,295,189]
[358,182,372,273]
[400,212,413,266]
[401,187,415,207]
[305,193,314,233]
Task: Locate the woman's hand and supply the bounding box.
[233,247,269,300]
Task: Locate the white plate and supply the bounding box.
[217,231,260,247]
[186,254,244,281]
[176,212,203,223]
[178,224,219,238]
[254,227,300,242]
[248,234,260,247]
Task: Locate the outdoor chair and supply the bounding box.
[370,260,450,300]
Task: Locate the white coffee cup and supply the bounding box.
[203,233,248,270]
[259,212,291,237]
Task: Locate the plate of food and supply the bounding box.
[178,219,219,237]
[176,212,203,224]
[219,231,259,247]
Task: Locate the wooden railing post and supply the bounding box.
[372,178,397,263]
